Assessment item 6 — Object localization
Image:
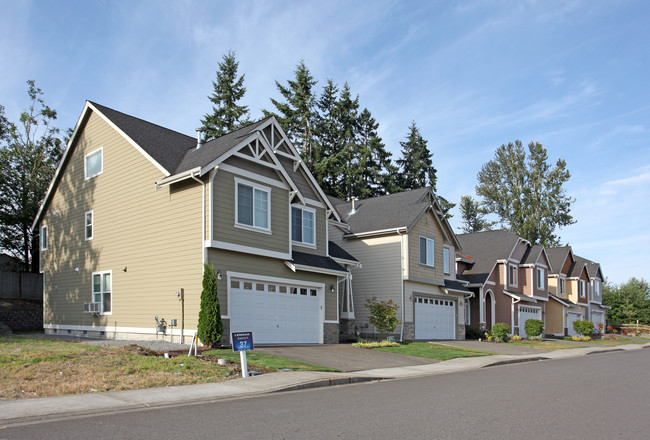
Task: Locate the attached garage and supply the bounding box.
[229,277,322,344]
[567,312,582,337]
[414,296,456,340]
[591,310,605,333]
[518,306,542,338]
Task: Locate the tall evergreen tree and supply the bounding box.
[197,264,223,347]
[200,51,249,141]
[0,81,64,272]
[336,83,361,200]
[263,61,318,168]
[313,79,342,196]
[458,195,495,233]
[396,121,437,190]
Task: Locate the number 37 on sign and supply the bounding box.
[232,332,254,352]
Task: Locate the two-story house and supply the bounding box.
[328,188,471,341]
[458,230,551,337]
[32,101,353,345]
[574,255,607,332]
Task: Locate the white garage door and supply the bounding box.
[567,312,582,337]
[592,311,605,333]
[414,297,456,340]
[519,306,541,338]
[229,278,321,344]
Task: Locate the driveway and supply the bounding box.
[255,344,440,372]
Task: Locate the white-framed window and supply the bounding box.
[536,267,545,290]
[235,179,270,232]
[443,246,450,275]
[419,236,434,267]
[580,279,586,298]
[92,271,112,314]
[41,225,48,250]
[291,205,315,246]
[559,277,566,295]
[85,210,93,240]
[85,148,103,180]
[594,281,600,297]
[508,263,518,287]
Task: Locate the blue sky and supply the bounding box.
[1,0,648,284]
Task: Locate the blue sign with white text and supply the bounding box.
[232,331,254,352]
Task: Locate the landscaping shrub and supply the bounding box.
[465,326,483,340]
[510,334,522,341]
[197,264,223,348]
[365,297,401,339]
[573,320,594,337]
[524,319,544,338]
[491,323,510,342]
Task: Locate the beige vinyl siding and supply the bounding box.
[338,235,403,325]
[548,276,558,295]
[546,300,565,335]
[42,110,203,331]
[208,249,338,321]
[407,212,444,281]
[212,169,289,254]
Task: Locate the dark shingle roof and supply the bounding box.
[291,251,348,273]
[444,279,472,294]
[546,246,572,276]
[574,255,603,280]
[456,230,522,284]
[328,241,359,263]
[521,244,545,266]
[329,187,432,234]
[89,101,196,175]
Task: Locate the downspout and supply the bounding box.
[191,173,205,266]
[397,229,406,341]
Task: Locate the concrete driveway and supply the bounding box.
[255,344,440,372]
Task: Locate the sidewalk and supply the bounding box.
[0,342,647,427]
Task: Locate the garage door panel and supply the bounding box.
[567,312,581,337]
[415,297,456,340]
[519,307,541,338]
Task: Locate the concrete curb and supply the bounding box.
[0,342,647,427]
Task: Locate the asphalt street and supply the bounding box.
[2,348,648,439]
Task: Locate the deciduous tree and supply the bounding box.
[476,140,574,246]
[603,278,650,325]
[458,195,495,233]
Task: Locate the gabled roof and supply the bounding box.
[328,241,359,263]
[456,230,522,285]
[290,250,348,275]
[574,255,604,280]
[329,188,460,248]
[546,246,573,276]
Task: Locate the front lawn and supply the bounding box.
[374,342,496,360]
[509,340,586,350]
[204,349,339,372]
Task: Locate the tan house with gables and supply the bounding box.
[33,101,355,345]
[328,189,472,341]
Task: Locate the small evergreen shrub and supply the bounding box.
[491,323,510,342]
[524,319,544,338]
[197,264,223,348]
[465,326,483,340]
[573,320,594,337]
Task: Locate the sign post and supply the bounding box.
[231,331,254,378]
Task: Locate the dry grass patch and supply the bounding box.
[0,337,233,400]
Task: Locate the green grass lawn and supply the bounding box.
[203,349,340,372]
[509,340,586,350]
[374,342,496,361]
[585,337,648,346]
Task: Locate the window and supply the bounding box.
[85,211,93,240]
[291,206,315,245]
[536,267,544,290]
[41,225,48,250]
[594,281,600,297]
[559,278,565,295]
[92,271,111,313]
[580,280,586,298]
[85,148,103,179]
[508,264,518,286]
[419,236,434,267]
[443,247,450,275]
[236,180,270,231]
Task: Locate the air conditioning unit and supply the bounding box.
[84,302,101,314]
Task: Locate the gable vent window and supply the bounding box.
[419,236,434,267]
[508,263,518,287]
[41,225,48,250]
[291,206,315,246]
[236,180,270,232]
[536,267,544,290]
[85,148,103,180]
[85,210,93,240]
[443,246,450,275]
[580,280,586,298]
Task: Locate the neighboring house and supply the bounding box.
[328,188,472,341]
[457,230,551,338]
[575,255,608,332]
[546,246,590,336]
[32,101,353,344]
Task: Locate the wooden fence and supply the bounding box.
[0,271,43,301]
[621,323,650,334]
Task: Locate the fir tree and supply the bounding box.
[263,61,318,168]
[200,51,249,141]
[313,79,342,196]
[396,121,437,190]
[335,83,361,200]
[197,264,223,347]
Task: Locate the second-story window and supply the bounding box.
[291,206,315,246]
[594,281,600,297]
[443,246,450,275]
[508,263,518,287]
[536,267,544,290]
[559,277,565,295]
[85,211,93,240]
[85,148,103,180]
[236,180,270,231]
[41,225,48,250]
[419,236,434,267]
[580,280,586,298]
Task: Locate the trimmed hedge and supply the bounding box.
[524,319,544,338]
